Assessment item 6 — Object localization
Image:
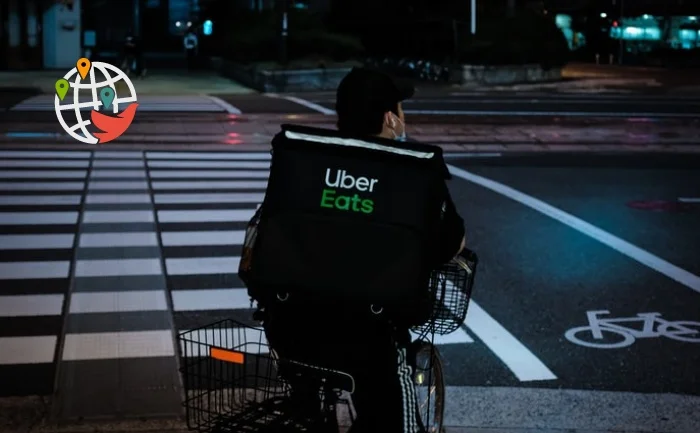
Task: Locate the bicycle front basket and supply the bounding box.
[178,319,290,432]
[412,248,478,336]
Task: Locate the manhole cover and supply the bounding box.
[626,200,695,212]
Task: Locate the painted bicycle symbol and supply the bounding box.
[565,310,700,349]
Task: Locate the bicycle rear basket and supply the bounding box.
[412,248,478,336]
[179,319,293,432]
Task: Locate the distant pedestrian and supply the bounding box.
[183,29,198,71]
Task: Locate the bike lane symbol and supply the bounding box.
[565,310,700,349]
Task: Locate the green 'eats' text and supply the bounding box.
[320,188,373,213]
[321,168,377,214]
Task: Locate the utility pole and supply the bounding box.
[617,0,624,65]
[279,0,289,65]
[471,0,476,34]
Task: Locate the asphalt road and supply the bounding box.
[2,89,699,119]
[1,148,699,430]
[212,92,700,118]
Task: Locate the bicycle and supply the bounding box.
[178,249,478,433]
[564,310,700,349]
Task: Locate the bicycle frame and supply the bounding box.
[584,310,672,339]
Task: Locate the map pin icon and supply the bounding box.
[99,87,115,110]
[55,79,69,100]
[76,58,91,80]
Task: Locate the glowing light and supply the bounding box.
[203,19,213,35]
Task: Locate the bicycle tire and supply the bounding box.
[413,342,445,433]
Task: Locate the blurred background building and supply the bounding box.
[1,0,699,70]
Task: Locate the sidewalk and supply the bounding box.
[0,70,255,95]
[0,397,685,433]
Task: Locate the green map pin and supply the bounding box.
[55,79,69,100]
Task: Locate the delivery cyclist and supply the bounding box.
[257,67,466,433]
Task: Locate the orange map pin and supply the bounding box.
[76,58,91,79]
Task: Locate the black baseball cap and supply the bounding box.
[336,67,415,116]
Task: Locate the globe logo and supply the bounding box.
[54,58,139,144]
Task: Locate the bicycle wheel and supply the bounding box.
[413,342,445,433]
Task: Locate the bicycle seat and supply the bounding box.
[278,359,355,394]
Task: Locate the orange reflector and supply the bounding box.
[210,347,244,364]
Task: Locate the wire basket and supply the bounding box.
[412,248,478,336]
[179,320,296,432]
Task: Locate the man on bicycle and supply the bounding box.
[252,67,466,433]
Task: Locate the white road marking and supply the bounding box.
[149,170,269,179]
[146,152,271,160]
[0,170,86,179]
[85,193,152,204]
[678,197,700,203]
[91,159,144,168]
[88,180,149,190]
[161,230,245,246]
[69,290,168,313]
[205,95,242,114]
[0,160,89,168]
[79,232,159,247]
[90,170,147,178]
[466,301,557,381]
[148,160,270,169]
[171,288,251,311]
[74,258,162,277]
[270,94,336,115]
[94,151,143,159]
[150,180,267,190]
[82,210,154,223]
[0,261,71,279]
[158,209,256,223]
[448,165,700,293]
[165,256,240,275]
[0,234,75,249]
[0,336,57,364]
[0,211,79,225]
[0,150,90,158]
[61,330,175,360]
[154,192,264,204]
[0,294,64,317]
[0,182,85,191]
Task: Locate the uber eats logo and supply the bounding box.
[321,168,378,214]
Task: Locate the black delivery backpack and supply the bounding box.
[243,124,451,325]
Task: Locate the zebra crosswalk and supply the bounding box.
[0,148,556,400]
[0,150,87,396]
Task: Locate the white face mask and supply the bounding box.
[391,113,407,141]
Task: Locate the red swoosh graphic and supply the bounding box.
[90,103,138,143]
